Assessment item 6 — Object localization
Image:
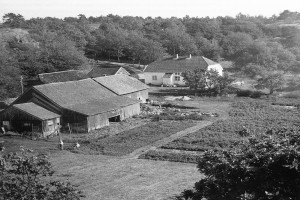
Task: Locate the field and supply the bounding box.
[2,86,299,199]
[140,97,300,163]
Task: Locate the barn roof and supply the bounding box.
[67,96,140,115]
[34,78,117,108]
[38,70,87,84]
[87,66,129,78]
[144,56,218,73]
[93,75,149,95]
[13,103,60,120]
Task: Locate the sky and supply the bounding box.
[1,0,300,20]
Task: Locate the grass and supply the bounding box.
[70,121,196,156]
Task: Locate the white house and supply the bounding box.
[143,55,223,86]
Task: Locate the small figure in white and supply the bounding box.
[1,127,5,135]
[74,142,80,148]
[59,139,64,150]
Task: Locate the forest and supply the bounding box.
[1,10,300,99]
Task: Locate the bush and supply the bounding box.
[0,148,83,200]
[177,130,300,200]
[236,89,264,98]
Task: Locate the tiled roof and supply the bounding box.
[13,103,60,120]
[144,56,218,73]
[38,70,87,84]
[87,67,120,77]
[34,78,117,108]
[93,75,149,95]
[67,96,140,115]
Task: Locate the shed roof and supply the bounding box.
[13,103,60,120]
[144,56,218,73]
[38,70,87,84]
[93,75,149,95]
[87,66,129,78]
[67,96,140,115]
[34,78,117,108]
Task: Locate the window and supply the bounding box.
[175,76,180,81]
[174,72,181,75]
[152,75,157,80]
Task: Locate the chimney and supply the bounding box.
[175,54,178,59]
[186,54,192,59]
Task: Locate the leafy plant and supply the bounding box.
[0,147,83,200]
[178,130,300,200]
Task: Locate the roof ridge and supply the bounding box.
[38,69,81,76]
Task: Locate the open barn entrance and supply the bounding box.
[109,115,121,122]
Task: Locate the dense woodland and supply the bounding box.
[1,10,300,99]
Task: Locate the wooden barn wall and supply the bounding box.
[0,106,59,137]
[121,103,140,119]
[86,103,140,132]
[42,118,60,137]
[122,89,148,103]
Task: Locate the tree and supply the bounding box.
[182,69,233,96]
[2,13,25,27]
[255,72,285,94]
[178,129,300,200]
[0,148,83,199]
[182,69,207,93]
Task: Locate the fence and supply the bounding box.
[61,122,87,134]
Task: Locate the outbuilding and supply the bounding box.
[0,102,61,137]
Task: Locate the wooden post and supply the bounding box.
[20,76,24,94]
[68,123,72,134]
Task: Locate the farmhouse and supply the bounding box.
[93,75,149,103]
[143,55,223,86]
[87,66,130,78]
[0,78,141,134]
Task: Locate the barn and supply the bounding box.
[93,75,149,103]
[1,78,141,134]
[0,102,60,137]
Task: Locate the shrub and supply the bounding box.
[0,148,83,200]
[177,129,300,200]
[236,89,264,98]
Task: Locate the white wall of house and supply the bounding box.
[163,74,173,86]
[207,64,223,76]
[172,73,186,86]
[144,72,165,85]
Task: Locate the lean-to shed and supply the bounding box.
[0,102,60,137]
[93,75,149,103]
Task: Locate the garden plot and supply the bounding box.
[140,99,300,163]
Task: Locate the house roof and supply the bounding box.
[163,73,173,78]
[13,102,60,120]
[144,56,218,73]
[67,96,140,115]
[93,75,149,95]
[34,78,117,108]
[87,66,129,78]
[38,70,87,84]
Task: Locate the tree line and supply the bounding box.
[1,10,300,99]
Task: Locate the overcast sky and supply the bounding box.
[1,0,300,20]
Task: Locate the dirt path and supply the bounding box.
[125,120,213,159]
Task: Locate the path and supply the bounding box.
[125,120,213,159]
